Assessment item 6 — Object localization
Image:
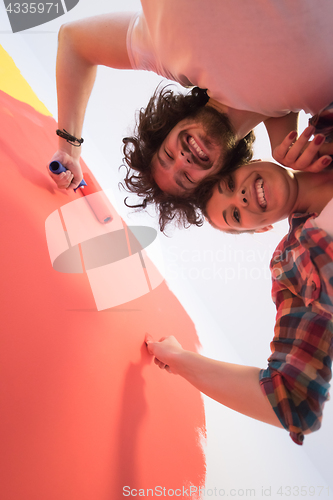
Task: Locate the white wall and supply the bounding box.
[1,1,331,497]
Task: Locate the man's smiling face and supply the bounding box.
[151,106,234,196]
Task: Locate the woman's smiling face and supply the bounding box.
[205,161,298,232]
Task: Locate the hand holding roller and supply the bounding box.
[49,160,87,192]
[49,161,112,224]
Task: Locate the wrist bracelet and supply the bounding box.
[56,129,84,147]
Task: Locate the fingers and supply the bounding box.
[299,154,332,173]
[47,150,84,190]
[60,170,75,189]
[273,126,332,172]
[283,126,314,164]
[69,182,80,190]
[145,333,168,347]
[274,126,313,165]
[145,334,172,372]
[290,131,331,171]
[145,334,154,355]
[145,335,166,356]
[154,357,170,371]
[47,165,74,189]
[145,333,153,344]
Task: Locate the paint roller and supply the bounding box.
[80,172,113,224]
[49,161,113,224]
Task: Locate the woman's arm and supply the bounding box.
[264,114,333,172]
[314,196,333,237]
[50,13,134,190]
[145,335,282,428]
[264,112,300,155]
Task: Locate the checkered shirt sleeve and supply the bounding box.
[259,213,333,445]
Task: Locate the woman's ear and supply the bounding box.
[254,225,273,233]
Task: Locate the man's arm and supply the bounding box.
[50,13,134,190]
[145,335,282,428]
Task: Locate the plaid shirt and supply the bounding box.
[259,213,333,445]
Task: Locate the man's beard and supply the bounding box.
[186,105,236,170]
[184,105,236,171]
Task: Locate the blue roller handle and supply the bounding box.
[49,161,87,192]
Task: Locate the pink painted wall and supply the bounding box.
[0,90,206,499]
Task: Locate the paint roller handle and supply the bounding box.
[49,161,87,192]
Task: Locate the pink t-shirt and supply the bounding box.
[127,0,333,117]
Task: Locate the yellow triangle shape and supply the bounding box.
[0,45,52,116]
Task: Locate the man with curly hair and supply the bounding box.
[49,2,333,230]
[121,86,256,231]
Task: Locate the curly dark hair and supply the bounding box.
[121,85,255,232]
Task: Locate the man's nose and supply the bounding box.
[180,150,192,164]
[171,150,192,172]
